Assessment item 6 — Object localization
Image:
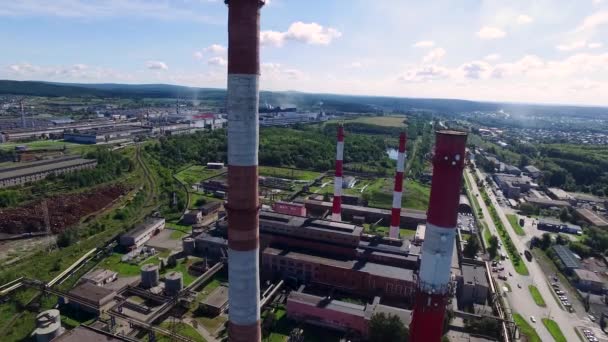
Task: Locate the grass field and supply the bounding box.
[99,253,161,277]
[156,322,205,342]
[507,214,526,236]
[542,318,567,342]
[162,257,202,286]
[483,227,492,247]
[0,139,81,151]
[513,313,541,342]
[349,115,407,127]
[363,224,417,237]
[175,165,224,185]
[367,178,430,211]
[259,166,320,181]
[528,285,546,307]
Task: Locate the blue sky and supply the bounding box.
[1,0,608,105]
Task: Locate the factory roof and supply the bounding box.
[575,208,608,227]
[288,291,366,317]
[201,285,229,308]
[304,199,427,220]
[34,309,62,336]
[53,326,125,342]
[123,217,165,239]
[573,269,605,283]
[547,188,573,201]
[81,269,117,284]
[461,263,488,287]
[552,245,581,270]
[523,165,541,173]
[194,233,227,245]
[0,157,96,181]
[68,282,115,306]
[571,192,605,203]
[263,247,414,281]
[525,197,571,208]
[260,210,363,236]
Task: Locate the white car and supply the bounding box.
[530,316,536,323]
[589,315,596,322]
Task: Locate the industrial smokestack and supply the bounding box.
[332,124,344,221]
[410,130,468,342]
[225,1,264,341]
[389,131,407,239]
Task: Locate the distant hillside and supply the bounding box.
[0,80,606,118]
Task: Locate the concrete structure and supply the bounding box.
[182,210,203,225]
[573,269,605,293]
[493,173,533,199]
[457,263,489,307]
[0,156,97,188]
[207,162,225,169]
[523,165,541,178]
[501,164,521,176]
[304,199,426,228]
[0,120,141,142]
[389,132,407,239]
[575,208,608,228]
[272,201,306,217]
[120,217,166,248]
[342,176,356,189]
[538,218,582,235]
[200,285,229,316]
[164,271,184,296]
[195,233,228,258]
[552,245,581,271]
[547,188,574,202]
[34,309,64,342]
[225,1,264,340]
[140,264,160,289]
[81,269,117,286]
[525,197,571,209]
[200,201,222,215]
[182,237,196,255]
[458,195,472,214]
[51,325,125,342]
[286,291,411,338]
[411,130,468,342]
[332,124,344,221]
[67,283,116,314]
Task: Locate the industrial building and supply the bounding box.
[573,269,605,293]
[81,269,118,286]
[551,245,581,272]
[67,282,116,314]
[304,199,426,228]
[34,309,64,342]
[456,262,489,308]
[0,119,141,142]
[120,217,166,248]
[575,208,608,228]
[259,109,327,126]
[200,285,229,315]
[286,290,411,338]
[493,173,534,199]
[63,126,151,144]
[51,325,125,342]
[523,165,542,178]
[0,156,97,188]
[272,201,307,217]
[525,197,572,209]
[547,188,574,202]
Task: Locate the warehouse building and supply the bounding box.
[552,245,581,272]
[456,262,489,307]
[63,126,151,144]
[80,269,117,287]
[120,217,166,248]
[493,173,533,199]
[199,285,229,316]
[538,218,582,235]
[573,269,605,293]
[575,208,608,228]
[66,283,116,314]
[0,156,97,188]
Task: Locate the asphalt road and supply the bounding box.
[465,167,599,342]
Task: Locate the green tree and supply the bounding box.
[369,313,409,342]
[463,235,480,258]
[488,235,499,259]
[465,317,500,339]
[541,233,552,250]
[559,208,570,222]
[519,203,538,216]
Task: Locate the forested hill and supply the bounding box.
[1,79,607,117]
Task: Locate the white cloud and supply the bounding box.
[207,56,227,67]
[204,44,226,55]
[346,62,363,69]
[576,11,608,33]
[193,51,203,60]
[588,42,603,48]
[262,63,306,80]
[422,48,446,64]
[145,61,168,70]
[459,61,492,79]
[516,14,534,25]
[476,26,506,40]
[8,62,40,73]
[592,0,605,6]
[261,22,342,47]
[557,41,588,51]
[398,65,451,82]
[484,53,501,61]
[5,62,135,81]
[413,40,435,48]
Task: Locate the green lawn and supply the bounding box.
[197,315,227,333]
[528,285,546,307]
[507,214,526,236]
[512,313,541,342]
[483,227,492,247]
[368,178,430,211]
[161,257,202,286]
[542,318,567,342]
[175,165,224,185]
[99,253,147,276]
[259,166,320,181]
[349,115,407,127]
[156,322,205,342]
[166,221,192,239]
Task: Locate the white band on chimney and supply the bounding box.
[397,153,405,172]
[334,177,343,196]
[392,191,402,208]
[389,226,399,239]
[227,74,260,166]
[228,248,261,325]
[336,141,344,161]
[418,223,456,291]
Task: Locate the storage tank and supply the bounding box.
[140,264,159,289]
[164,271,183,296]
[35,309,63,342]
[182,237,196,255]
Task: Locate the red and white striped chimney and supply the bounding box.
[410,130,468,342]
[389,132,407,239]
[225,1,264,341]
[331,124,344,221]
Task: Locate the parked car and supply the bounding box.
[589,315,596,322]
[530,316,536,323]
